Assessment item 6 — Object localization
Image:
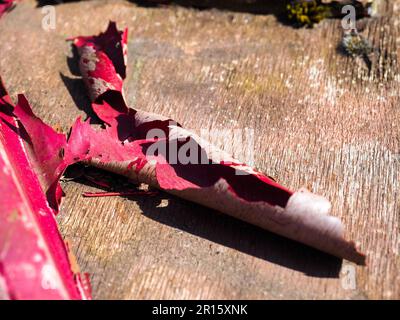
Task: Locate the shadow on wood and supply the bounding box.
[137,193,343,278]
[66,165,342,278]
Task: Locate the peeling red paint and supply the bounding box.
[0,0,15,19]
[0,77,90,300]
[68,22,365,264]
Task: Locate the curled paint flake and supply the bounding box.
[67,22,365,264]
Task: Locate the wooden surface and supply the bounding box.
[0,0,399,299]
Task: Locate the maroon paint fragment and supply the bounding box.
[0,77,91,300]
[0,0,15,18]
[68,22,365,264]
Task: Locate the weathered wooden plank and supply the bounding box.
[0,0,398,299]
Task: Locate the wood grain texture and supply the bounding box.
[0,0,398,299]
